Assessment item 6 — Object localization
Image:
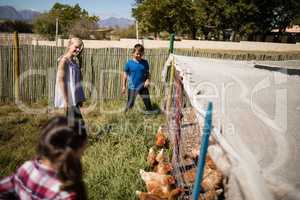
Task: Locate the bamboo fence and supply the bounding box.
[0,44,299,103]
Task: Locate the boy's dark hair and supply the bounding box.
[132,43,144,54]
[37,116,87,200]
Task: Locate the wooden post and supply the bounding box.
[136,20,139,43]
[55,18,59,46]
[166,57,175,111]
[13,31,20,103]
[165,33,176,111]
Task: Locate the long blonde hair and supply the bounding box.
[58,37,84,62]
[67,37,84,53]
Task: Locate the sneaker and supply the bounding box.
[143,109,160,115]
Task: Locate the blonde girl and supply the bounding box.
[54,37,85,123]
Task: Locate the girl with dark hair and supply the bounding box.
[0,116,88,200]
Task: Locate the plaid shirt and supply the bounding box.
[0,160,76,200]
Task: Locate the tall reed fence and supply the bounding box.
[0,45,169,103]
[0,44,299,103]
[0,33,43,46]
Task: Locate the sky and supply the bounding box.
[0,0,136,19]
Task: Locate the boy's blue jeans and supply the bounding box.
[125,87,152,112]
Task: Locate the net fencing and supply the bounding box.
[162,54,300,200]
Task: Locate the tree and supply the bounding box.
[132,0,300,41]
[132,0,164,38]
[225,0,257,40]
[271,0,300,32]
[160,0,200,39]
[69,18,98,39]
[0,20,33,33]
[293,16,300,25]
[194,0,227,40]
[251,0,300,40]
[33,3,99,39]
[114,25,137,39]
[34,13,57,39]
[194,0,257,41]
[175,1,202,39]
[133,0,200,39]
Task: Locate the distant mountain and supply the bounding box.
[0,6,40,21]
[19,9,41,21]
[99,17,134,28]
[0,6,22,20]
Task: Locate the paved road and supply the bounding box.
[170,55,300,199]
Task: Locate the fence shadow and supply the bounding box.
[254,64,300,76]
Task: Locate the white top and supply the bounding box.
[54,57,85,108]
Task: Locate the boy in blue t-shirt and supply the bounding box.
[122,44,152,112]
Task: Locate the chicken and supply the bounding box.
[156,148,169,163]
[192,146,217,163]
[167,188,184,200]
[147,147,158,167]
[140,169,175,197]
[136,188,183,200]
[205,156,217,170]
[156,148,170,175]
[136,191,165,200]
[198,189,223,200]
[146,177,175,198]
[155,126,168,147]
[155,162,173,175]
[201,167,223,192]
[182,154,222,196]
[183,168,196,183]
[191,145,200,159]
[140,169,174,184]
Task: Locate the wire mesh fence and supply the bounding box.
[164,64,224,200]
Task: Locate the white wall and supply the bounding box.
[32,38,300,51]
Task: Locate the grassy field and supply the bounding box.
[0,99,165,199]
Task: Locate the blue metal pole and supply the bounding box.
[192,102,213,200]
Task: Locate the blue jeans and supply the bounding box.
[125,87,152,112]
[66,103,86,135]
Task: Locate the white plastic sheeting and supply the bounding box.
[163,54,300,200]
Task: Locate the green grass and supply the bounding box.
[0,103,50,177]
[0,99,165,200]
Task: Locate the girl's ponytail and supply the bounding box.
[58,147,81,183]
[58,147,87,200]
[38,116,87,200]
